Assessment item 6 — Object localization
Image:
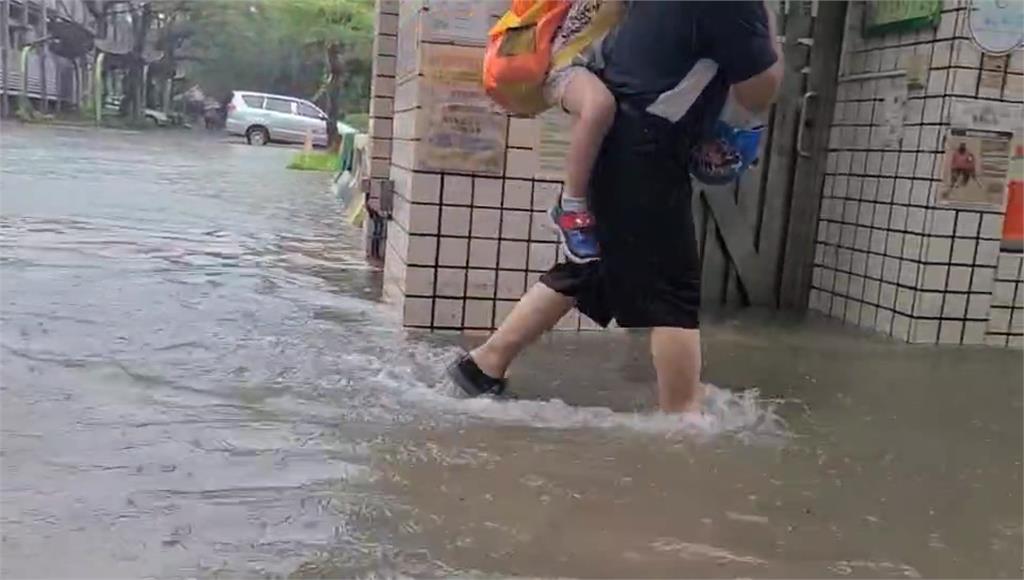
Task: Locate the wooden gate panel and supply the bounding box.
[755,2,813,305]
[779,0,847,309]
[701,214,730,309]
[737,98,777,247]
[696,0,843,312]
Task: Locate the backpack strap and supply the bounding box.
[550,1,622,70]
[490,0,551,36]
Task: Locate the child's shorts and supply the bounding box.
[542,0,612,111]
[542,65,589,112]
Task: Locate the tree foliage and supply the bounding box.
[76,0,373,137]
[186,0,373,145]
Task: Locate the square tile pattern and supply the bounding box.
[377,0,1021,341]
[809,2,1022,347]
[375,1,596,331]
[986,253,1024,347]
[385,168,570,330]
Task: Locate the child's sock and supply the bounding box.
[560,195,589,213]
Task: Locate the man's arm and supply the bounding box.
[731,1,783,114]
[704,0,784,115]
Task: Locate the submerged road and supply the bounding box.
[2,124,1021,578]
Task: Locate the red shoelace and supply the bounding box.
[558,210,595,230]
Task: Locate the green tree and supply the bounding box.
[185,1,306,100]
[186,0,373,147]
[270,0,372,149]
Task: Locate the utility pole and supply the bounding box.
[1,0,9,118]
[21,0,28,114]
[162,11,173,114]
[40,0,49,114]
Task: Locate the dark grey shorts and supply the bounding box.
[540,104,701,329]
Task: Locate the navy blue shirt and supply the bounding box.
[600,1,777,134]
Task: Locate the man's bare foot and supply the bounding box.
[662,382,709,414]
[679,408,717,431]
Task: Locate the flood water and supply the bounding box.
[2,124,1021,578]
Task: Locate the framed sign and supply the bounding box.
[939,101,1021,208]
[417,44,507,175]
[878,80,908,148]
[863,0,941,37]
[939,128,1012,208]
[421,0,491,46]
[968,0,1024,55]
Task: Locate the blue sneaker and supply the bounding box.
[549,205,600,263]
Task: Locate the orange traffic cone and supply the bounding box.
[1002,144,1023,251]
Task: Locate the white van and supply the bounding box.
[225,90,332,147]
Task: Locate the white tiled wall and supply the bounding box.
[987,252,1024,347]
[376,0,1022,340]
[809,1,1023,348]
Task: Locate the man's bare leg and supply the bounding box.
[650,327,704,413]
[467,286,703,413]
[470,283,574,378]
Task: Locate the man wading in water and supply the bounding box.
[450,1,783,415]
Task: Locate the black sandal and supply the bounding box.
[446,353,507,397]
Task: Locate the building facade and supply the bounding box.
[807,1,1023,347]
[0,0,92,116]
[365,0,1023,348]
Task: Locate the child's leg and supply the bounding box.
[559,68,616,203]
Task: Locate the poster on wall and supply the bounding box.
[939,128,1012,207]
[878,80,908,148]
[941,100,1019,208]
[419,103,507,175]
[535,108,571,181]
[420,44,490,104]
[421,0,491,46]
[418,44,507,175]
[950,99,1024,130]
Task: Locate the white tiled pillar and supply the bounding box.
[361,0,399,263]
[380,1,582,331]
[368,0,398,190]
[809,1,1023,348]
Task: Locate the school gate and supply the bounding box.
[694,0,845,312]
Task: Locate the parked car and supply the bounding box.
[226,90,352,147]
[144,109,171,126]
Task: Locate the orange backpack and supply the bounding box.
[483,0,571,116]
[484,1,622,116]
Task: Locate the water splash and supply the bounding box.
[432,383,788,442]
[359,339,790,442]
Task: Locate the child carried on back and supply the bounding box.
[541,0,618,263]
[485,0,766,264]
[484,0,622,263]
